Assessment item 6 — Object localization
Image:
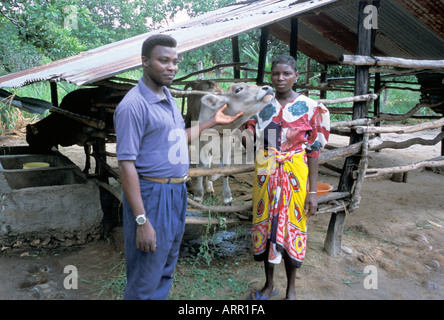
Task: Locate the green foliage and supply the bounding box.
[181,0,233,18]
[0,101,20,134]
[1,0,226,73]
[0,21,42,75]
[171,259,250,300]
[179,29,291,79]
[0,0,238,130]
[242,44,272,82]
[1,0,86,61]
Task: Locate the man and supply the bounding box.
[114,34,243,300]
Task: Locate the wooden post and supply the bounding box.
[442,123,444,156]
[50,81,58,108]
[95,86,108,179]
[95,86,114,236]
[197,61,204,80]
[374,73,381,117]
[323,211,347,256]
[256,26,269,85]
[290,17,298,60]
[325,0,378,256]
[49,81,59,150]
[232,36,241,79]
[304,58,310,95]
[374,72,382,142]
[320,65,328,99]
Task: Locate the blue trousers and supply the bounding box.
[122,178,187,300]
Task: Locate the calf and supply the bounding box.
[186,80,273,204]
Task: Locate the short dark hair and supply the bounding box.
[271,55,298,73]
[141,34,177,58]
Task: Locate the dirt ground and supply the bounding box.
[0,127,443,300]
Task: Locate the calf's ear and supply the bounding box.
[201,94,227,110]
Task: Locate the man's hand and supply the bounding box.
[213,104,244,125]
[186,104,244,143]
[136,221,157,253]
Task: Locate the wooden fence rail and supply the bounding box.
[340,55,444,70]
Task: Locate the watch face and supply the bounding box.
[136,215,146,225]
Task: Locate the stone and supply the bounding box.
[341,245,353,255]
[30,239,40,246]
[424,281,439,291]
[428,259,441,270]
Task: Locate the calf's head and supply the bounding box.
[199,83,274,131]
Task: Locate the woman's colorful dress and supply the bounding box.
[245,94,330,268]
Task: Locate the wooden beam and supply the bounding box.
[331,118,374,128]
[373,131,444,152]
[185,216,240,225]
[187,197,252,213]
[374,72,381,133]
[320,65,328,99]
[186,137,382,180]
[188,164,255,177]
[256,26,269,85]
[349,132,369,212]
[173,62,247,82]
[338,0,377,191]
[232,36,241,79]
[339,55,444,70]
[323,210,347,256]
[93,179,122,202]
[355,115,444,134]
[326,0,378,257]
[318,93,378,105]
[365,157,444,179]
[50,82,58,108]
[290,17,298,59]
[50,106,105,129]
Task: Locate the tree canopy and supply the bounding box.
[0,0,339,79]
[0,0,235,75]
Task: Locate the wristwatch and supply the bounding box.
[135,214,147,226]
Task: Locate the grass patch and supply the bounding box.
[80,252,127,300]
[85,254,251,300]
[170,259,251,300]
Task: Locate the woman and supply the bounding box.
[245,55,330,300]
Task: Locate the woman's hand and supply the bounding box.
[304,193,318,218]
[306,157,319,218]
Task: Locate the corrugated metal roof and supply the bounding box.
[0,0,337,88]
[273,0,444,63]
[1,0,443,89]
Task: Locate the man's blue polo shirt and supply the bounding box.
[114,78,189,178]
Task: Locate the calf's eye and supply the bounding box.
[235,87,243,93]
